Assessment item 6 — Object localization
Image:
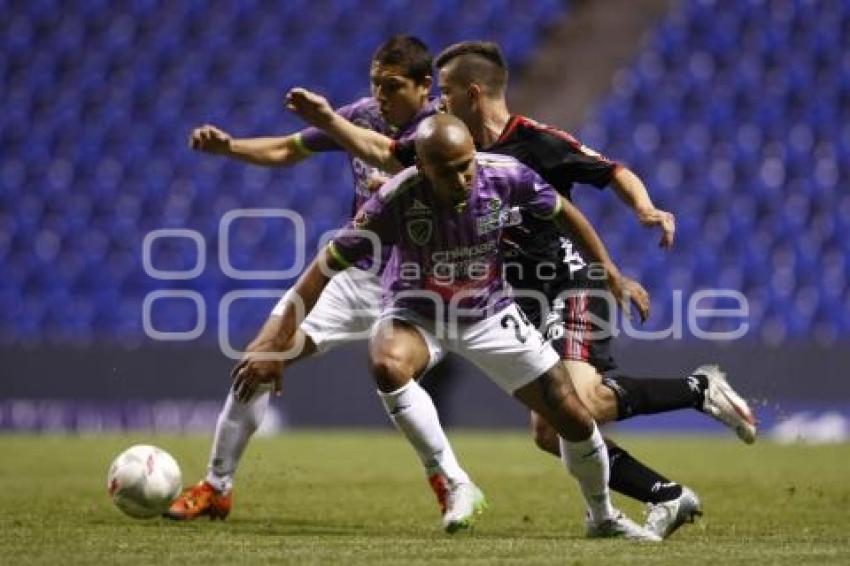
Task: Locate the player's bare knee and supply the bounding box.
[370,346,418,393]
[574,383,610,422]
[588,383,618,424]
[562,361,616,424]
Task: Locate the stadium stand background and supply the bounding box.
[1,0,847,439]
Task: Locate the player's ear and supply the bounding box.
[468,83,482,104]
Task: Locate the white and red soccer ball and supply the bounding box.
[107,444,182,518]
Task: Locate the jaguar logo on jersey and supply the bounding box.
[407,218,433,245]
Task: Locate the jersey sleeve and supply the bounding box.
[537,128,620,189]
[328,175,403,266]
[297,101,360,153]
[512,165,562,220]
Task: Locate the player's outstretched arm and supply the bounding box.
[188,124,311,167]
[286,88,405,174]
[554,195,650,322]
[610,167,676,249]
[231,247,346,401]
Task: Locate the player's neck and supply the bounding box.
[475,101,512,149]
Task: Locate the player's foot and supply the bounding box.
[428,473,450,515]
[696,364,757,443]
[164,480,232,521]
[644,486,703,539]
[586,511,662,542]
[432,476,487,534]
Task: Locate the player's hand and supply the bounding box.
[286,88,335,128]
[608,273,650,323]
[230,353,284,403]
[189,125,232,154]
[637,207,676,249]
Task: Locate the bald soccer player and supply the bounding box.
[232,114,661,541]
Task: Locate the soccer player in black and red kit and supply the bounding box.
[286,40,757,539]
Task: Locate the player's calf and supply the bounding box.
[530,411,561,457]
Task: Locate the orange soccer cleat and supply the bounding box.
[164,481,232,521]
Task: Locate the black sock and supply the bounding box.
[606,440,682,504]
[602,373,709,421]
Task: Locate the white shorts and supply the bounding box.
[382,303,560,394]
[271,267,382,353]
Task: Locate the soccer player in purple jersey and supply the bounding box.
[233,114,661,540]
[285,41,757,539]
[168,36,484,532]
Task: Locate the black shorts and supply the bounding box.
[538,288,617,373]
[510,256,617,373]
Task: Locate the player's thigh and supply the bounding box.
[529,409,561,453]
[274,267,381,353]
[552,289,617,373]
[456,303,560,395]
[369,318,434,386]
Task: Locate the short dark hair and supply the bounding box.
[372,35,433,85]
[435,41,509,96]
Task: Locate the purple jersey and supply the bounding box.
[298,97,440,216]
[329,153,562,321]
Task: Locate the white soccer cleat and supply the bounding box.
[644,486,703,539]
[442,481,487,534]
[696,364,757,444]
[586,510,662,542]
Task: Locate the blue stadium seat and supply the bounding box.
[580,0,849,342]
[5,0,847,345]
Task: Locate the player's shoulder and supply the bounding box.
[341,97,387,129]
[476,152,537,181]
[514,115,611,162]
[377,166,422,202]
[342,96,379,113]
[476,151,524,168]
[514,115,581,148]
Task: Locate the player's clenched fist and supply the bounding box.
[285,88,335,128]
[189,124,232,154]
[638,207,676,249]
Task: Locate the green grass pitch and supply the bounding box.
[1,432,848,565]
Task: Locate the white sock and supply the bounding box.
[378,380,470,485]
[559,423,616,523]
[205,386,271,493]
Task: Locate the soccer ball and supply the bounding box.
[107,444,182,519]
